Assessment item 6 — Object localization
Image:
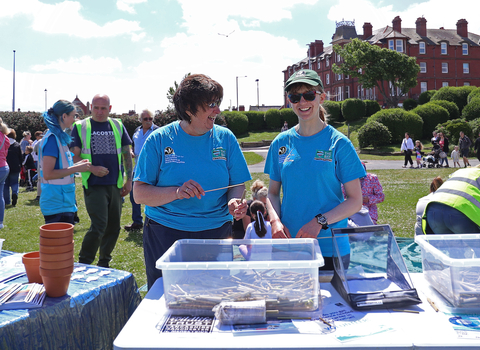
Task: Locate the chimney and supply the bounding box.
[392,16,402,33]
[363,22,373,39]
[457,19,468,37]
[415,17,427,37]
[315,40,324,55]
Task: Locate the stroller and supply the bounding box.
[423,143,442,168]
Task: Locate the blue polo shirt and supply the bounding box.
[132,124,159,171]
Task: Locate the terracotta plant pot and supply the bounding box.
[40,250,74,262]
[40,257,74,270]
[42,275,71,298]
[22,251,43,284]
[39,236,73,246]
[39,265,74,277]
[39,223,74,239]
[39,242,74,254]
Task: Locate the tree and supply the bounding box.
[333,39,420,108]
[166,73,191,105]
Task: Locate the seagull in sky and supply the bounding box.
[218,30,235,37]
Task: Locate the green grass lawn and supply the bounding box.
[1,167,457,293]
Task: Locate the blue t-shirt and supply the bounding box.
[264,125,366,257]
[71,119,132,186]
[134,121,251,231]
[42,135,61,169]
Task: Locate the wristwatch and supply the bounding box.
[315,213,329,230]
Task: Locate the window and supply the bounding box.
[442,82,449,87]
[326,91,331,100]
[337,86,343,101]
[464,82,470,86]
[442,62,448,73]
[346,74,349,79]
[357,86,361,98]
[326,74,330,85]
[421,82,427,93]
[337,73,342,81]
[462,43,468,55]
[441,42,447,55]
[317,60,321,69]
[419,42,426,54]
[337,53,341,62]
[396,39,403,52]
[345,86,350,99]
[326,57,329,67]
[389,40,394,50]
[463,63,470,74]
[420,62,427,73]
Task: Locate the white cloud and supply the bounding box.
[116,0,147,14]
[31,56,122,75]
[143,47,152,52]
[0,0,146,41]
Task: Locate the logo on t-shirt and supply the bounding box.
[314,150,332,162]
[212,147,226,160]
[164,147,174,155]
[164,147,184,164]
[91,131,116,155]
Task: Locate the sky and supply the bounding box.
[1,0,479,114]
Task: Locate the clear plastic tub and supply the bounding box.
[156,239,324,316]
[415,234,480,307]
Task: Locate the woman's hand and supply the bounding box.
[296,218,321,239]
[228,198,247,220]
[176,180,204,200]
[74,159,91,173]
[270,219,291,239]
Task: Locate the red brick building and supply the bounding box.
[283,16,480,107]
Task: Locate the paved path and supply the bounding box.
[243,146,480,173]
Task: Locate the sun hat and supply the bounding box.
[285,69,324,92]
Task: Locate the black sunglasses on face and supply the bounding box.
[288,90,320,104]
[143,118,153,121]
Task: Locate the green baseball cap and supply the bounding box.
[285,69,324,92]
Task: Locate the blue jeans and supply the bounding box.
[440,157,449,166]
[143,218,232,289]
[0,166,10,223]
[129,182,143,225]
[426,202,480,234]
[3,171,19,204]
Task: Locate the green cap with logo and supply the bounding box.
[284,69,324,92]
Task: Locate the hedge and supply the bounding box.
[462,98,480,121]
[357,121,391,149]
[467,87,480,104]
[222,111,249,136]
[412,103,450,138]
[428,100,460,120]
[243,111,265,131]
[280,108,298,129]
[323,101,343,123]
[435,118,472,145]
[364,100,381,117]
[402,98,418,111]
[418,90,436,105]
[341,98,365,122]
[265,109,283,130]
[367,108,423,143]
[431,86,476,113]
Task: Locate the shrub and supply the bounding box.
[431,86,476,113]
[264,109,283,130]
[280,108,298,129]
[367,108,423,143]
[435,118,472,145]
[357,121,392,149]
[243,111,265,131]
[402,98,418,111]
[467,87,480,104]
[223,111,248,136]
[462,98,480,121]
[364,100,381,117]
[119,114,141,138]
[341,98,365,122]
[323,101,343,123]
[428,100,460,120]
[412,103,450,138]
[155,108,178,127]
[0,112,46,142]
[418,90,436,105]
[469,118,480,141]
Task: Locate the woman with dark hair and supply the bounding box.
[4,129,22,207]
[264,69,365,270]
[438,131,450,168]
[0,118,10,229]
[38,100,91,224]
[134,74,251,289]
[414,176,443,235]
[400,132,414,168]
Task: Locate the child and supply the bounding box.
[414,140,424,168]
[22,146,36,191]
[239,200,272,261]
[451,145,461,168]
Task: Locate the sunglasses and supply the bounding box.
[143,118,153,121]
[288,91,320,104]
[207,100,222,108]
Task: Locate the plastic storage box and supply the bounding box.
[415,234,480,307]
[331,225,421,310]
[156,239,324,316]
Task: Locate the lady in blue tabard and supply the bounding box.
[39,100,91,224]
[264,69,365,270]
[134,74,251,289]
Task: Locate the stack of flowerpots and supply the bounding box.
[38,223,74,297]
[22,251,43,284]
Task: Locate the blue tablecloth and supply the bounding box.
[0,251,142,350]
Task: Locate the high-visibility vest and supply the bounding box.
[75,117,124,189]
[422,168,480,233]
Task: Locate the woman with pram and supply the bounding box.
[438,131,449,168]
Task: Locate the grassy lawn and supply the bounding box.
[243,152,264,165]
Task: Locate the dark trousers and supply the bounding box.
[44,212,75,225]
[129,181,143,225]
[143,218,232,290]
[404,150,413,166]
[79,185,122,267]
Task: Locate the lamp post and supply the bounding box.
[12,50,16,112]
[255,79,259,110]
[236,75,247,111]
[45,89,47,111]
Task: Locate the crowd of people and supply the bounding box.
[2,69,479,291]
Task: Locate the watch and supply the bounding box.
[315,214,329,230]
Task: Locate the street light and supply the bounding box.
[12,50,16,112]
[255,79,259,110]
[45,89,47,111]
[236,75,247,110]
